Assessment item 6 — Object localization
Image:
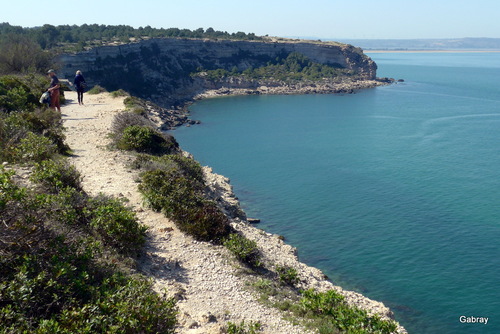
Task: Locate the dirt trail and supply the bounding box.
[62,90,310,334]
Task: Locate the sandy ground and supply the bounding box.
[62,90,312,334]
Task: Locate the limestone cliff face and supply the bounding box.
[57,38,377,106]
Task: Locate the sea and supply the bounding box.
[171,52,500,334]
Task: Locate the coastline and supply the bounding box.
[203,167,408,333]
[61,83,406,332]
[192,79,387,100]
[175,81,407,333]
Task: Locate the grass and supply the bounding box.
[226,320,262,334]
[86,85,107,94]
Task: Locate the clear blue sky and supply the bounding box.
[2,0,499,39]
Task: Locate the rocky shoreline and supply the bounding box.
[169,81,407,333]
[146,78,392,130]
[202,167,408,334]
[194,78,388,100]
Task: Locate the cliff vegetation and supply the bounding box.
[194,51,358,82]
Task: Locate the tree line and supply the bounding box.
[0,22,262,50]
[0,22,263,75]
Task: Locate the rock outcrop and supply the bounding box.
[57,37,378,107]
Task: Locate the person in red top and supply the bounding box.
[47,69,61,112]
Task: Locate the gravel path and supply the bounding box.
[62,91,315,334]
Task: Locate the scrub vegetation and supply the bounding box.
[0,75,177,333]
[195,52,356,83]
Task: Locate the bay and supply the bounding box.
[172,52,500,334]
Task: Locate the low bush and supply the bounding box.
[110,89,129,98]
[117,125,178,155]
[299,289,398,333]
[226,320,262,334]
[86,85,107,95]
[0,109,68,162]
[111,110,155,134]
[276,265,299,286]
[111,112,179,156]
[223,233,261,266]
[0,167,177,333]
[139,160,231,243]
[31,159,82,193]
[178,199,231,243]
[86,195,147,255]
[139,169,201,213]
[46,186,88,226]
[132,154,204,183]
[0,74,69,162]
[13,132,57,162]
[0,75,39,112]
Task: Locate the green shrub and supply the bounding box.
[22,108,68,153]
[139,168,230,243]
[41,275,177,334]
[224,233,261,266]
[0,215,175,333]
[0,75,39,112]
[276,265,299,286]
[0,166,25,211]
[299,289,398,333]
[14,132,57,162]
[132,154,204,184]
[110,89,129,98]
[0,108,68,162]
[111,112,179,156]
[116,125,178,155]
[227,320,262,334]
[46,187,88,226]
[111,110,155,134]
[86,195,147,255]
[123,95,144,109]
[123,96,150,115]
[178,199,231,243]
[86,85,107,95]
[139,169,201,213]
[31,159,82,193]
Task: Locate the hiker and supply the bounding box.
[47,69,61,112]
[74,70,86,105]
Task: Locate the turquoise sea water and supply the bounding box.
[172,52,500,334]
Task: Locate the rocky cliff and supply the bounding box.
[57,38,377,107]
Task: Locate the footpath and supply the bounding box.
[62,90,312,334]
[62,90,405,334]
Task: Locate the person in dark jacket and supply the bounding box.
[74,70,86,105]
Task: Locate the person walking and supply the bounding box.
[74,70,86,105]
[47,69,61,112]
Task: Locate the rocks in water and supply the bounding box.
[247,218,261,224]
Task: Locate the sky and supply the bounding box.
[2,0,500,39]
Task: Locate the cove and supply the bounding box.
[172,52,500,334]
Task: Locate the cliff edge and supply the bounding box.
[57,37,379,108]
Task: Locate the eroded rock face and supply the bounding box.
[57,38,377,106]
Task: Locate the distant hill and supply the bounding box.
[331,38,500,50]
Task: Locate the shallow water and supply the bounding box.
[172,52,500,333]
